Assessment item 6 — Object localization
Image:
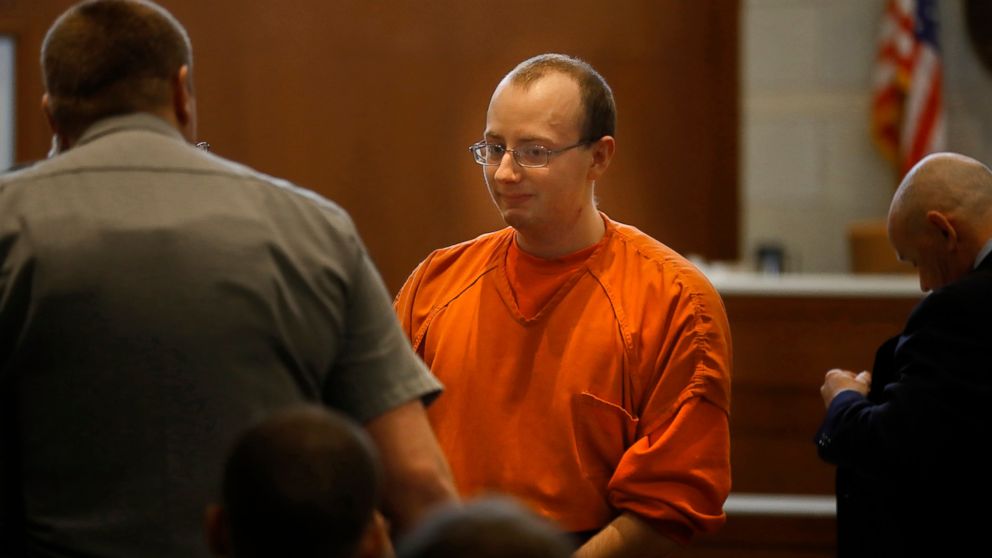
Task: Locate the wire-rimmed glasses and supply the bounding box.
[468,140,591,168]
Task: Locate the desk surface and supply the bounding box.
[702,269,922,298]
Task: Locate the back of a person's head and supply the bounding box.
[219,405,382,558]
[41,0,192,139]
[396,497,573,558]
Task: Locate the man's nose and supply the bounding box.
[493,151,521,182]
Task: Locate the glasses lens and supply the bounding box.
[474,144,505,165]
[515,145,548,167]
[470,144,486,164]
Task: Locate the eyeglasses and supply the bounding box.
[468,140,591,168]
[195,141,211,152]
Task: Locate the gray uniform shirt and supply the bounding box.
[0,114,440,557]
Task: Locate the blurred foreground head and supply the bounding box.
[206,405,387,558]
[396,497,572,558]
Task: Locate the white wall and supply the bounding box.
[942,1,992,162]
[741,0,991,273]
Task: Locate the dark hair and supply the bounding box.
[222,406,382,558]
[506,53,616,142]
[41,0,192,139]
[396,497,573,558]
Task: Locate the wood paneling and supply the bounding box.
[4,0,739,291]
[680,293,920,557]
[688,515,837,558]
[725,295,920,495]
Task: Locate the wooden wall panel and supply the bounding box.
[681,293,920,557]
[688,515,837,558]
[3,0,739,291]
[725,295,921,495]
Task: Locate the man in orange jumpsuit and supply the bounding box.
[394,53,732,557]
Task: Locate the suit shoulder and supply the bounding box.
[909,268,992,329]
[920,268,992,312]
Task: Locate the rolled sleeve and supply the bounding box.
[607,397,731,544]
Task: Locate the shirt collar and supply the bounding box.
[974,237,992,269]
[76,113,185,148]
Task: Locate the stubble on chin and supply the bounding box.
[500,209,530,231]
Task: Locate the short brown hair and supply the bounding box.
[41,0,192,139]
[506,53,616,142]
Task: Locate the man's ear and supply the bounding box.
[41,94,56,133]
[204,504,231,557]
[587,135,616,182]
[926,210,958,247]
[171,65,195,139]
[41,93,68,153]
[355,511,393,558]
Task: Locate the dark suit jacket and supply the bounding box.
[815,253,992,557]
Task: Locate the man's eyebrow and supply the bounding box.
[516,136,552,145]
[483,132,554,145]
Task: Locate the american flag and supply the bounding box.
[870,0,945,176]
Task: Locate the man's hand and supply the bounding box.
[820,368,871,408]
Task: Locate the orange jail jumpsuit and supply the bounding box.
[394,214,732,543]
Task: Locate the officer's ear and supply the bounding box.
[41,94,55,133]
[203,504,230,557]
[171,64,197,141]
[355,511,392,558]
[41,93,69,154]
[926,210,957,248]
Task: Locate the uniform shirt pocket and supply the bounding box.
[570,391,639,482]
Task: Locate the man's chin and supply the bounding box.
[500,209,532,230]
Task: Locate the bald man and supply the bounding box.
[815,152,992,556]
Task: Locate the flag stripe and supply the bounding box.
[870,0,945,175]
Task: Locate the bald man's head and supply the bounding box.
[887,152,992,291]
